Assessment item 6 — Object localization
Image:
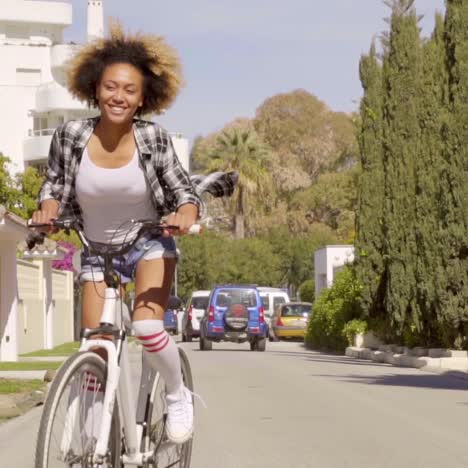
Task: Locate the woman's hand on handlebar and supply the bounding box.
[164,203,199,237]
[31,199,60,233]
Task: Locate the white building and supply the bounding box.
[0,0,189,173]
[314,245,355,298]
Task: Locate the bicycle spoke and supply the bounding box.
[148,369,191,468]
[35,353,120,468]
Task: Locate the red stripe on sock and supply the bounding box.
[145,335,170,353]
[137,330,165,341]
[142,333,167,350]
[84,385,104,393]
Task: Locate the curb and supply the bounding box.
[0,390,45,420]
[345,346,468,381]
[19,356,68,362]
[0,370,47,380]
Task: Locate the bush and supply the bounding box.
[305,267,362,352]
[343,319,368,346]
[298,279,315,303]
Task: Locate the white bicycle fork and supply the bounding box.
[61,287,156,466]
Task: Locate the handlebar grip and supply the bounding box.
[26,231,46,250]
[188,224,202,235]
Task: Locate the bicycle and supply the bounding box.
[28,217,200,468]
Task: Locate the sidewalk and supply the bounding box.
[0,356,67,420]
[0,344,142,422]
[346,345,468,380]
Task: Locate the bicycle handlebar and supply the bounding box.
[26,218,202,255]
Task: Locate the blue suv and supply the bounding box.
[199,285,267,351]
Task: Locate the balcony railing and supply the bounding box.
[27,128,56,137]
[23,134,53,162]
[35,82,89,112]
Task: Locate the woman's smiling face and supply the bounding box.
[96,62,144,125]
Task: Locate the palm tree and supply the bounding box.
[207,128,272,239]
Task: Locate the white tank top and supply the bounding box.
[75,147,157,244]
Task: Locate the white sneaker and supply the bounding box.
[166,385,194,444]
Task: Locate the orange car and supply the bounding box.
[270,302,312,340]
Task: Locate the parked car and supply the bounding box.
[199,285,267,351]
[181,290,211,342]
[164,296,183,336]
[270,302,312,340]
[258,287,290,339]
[164,309,179,335]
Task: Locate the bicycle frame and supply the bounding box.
[77,286,159,466]
[27,218,196,466]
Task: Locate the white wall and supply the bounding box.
[171,134,190,173]
[16,259,44,354]
[0,241,19,361]
[314,245,355,299]
[51,269,74,347]
[314,248,328,299]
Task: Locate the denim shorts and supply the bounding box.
[80,234,177,283]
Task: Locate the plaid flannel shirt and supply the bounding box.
[39,117,237,225]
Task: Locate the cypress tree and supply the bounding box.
[355,44,386,320]
[381,0,422,333]
[414,14,448,345]
[437,0,468,347]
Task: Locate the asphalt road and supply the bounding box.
[1,340,468,468]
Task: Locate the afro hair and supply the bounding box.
[66,21,184,115]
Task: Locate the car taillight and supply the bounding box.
[208,306,215,322]
[276,316,284,327]
[259,306,265,323]
[188,306,193,321]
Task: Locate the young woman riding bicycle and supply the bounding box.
[31,23,230,445]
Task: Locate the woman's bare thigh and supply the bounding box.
[133,257,176,321]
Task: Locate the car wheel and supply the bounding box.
[187,334,193,343]
[182,333,187,342]
[257,338,266,352]
[250,340,257,351]
[200,337,212,351]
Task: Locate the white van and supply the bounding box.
[257,287,290,325]
[181,290,211,341]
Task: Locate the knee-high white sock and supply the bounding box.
[133,319,183,395]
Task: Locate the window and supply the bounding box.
[281,304,311,317]
[260,294,269,312]
[273,296,286,310]
[191,297,208,309]
[216,289,258,307]
[27,161,48,176]
[33,116,49,135]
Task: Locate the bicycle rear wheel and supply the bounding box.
[35,351,121,468]
[147,348,194,468]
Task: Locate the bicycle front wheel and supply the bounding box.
[147,347,194,468]
[35,351,121,468]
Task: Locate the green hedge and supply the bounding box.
[305,267,363,352]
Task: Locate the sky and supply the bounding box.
[60,0,446,144]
